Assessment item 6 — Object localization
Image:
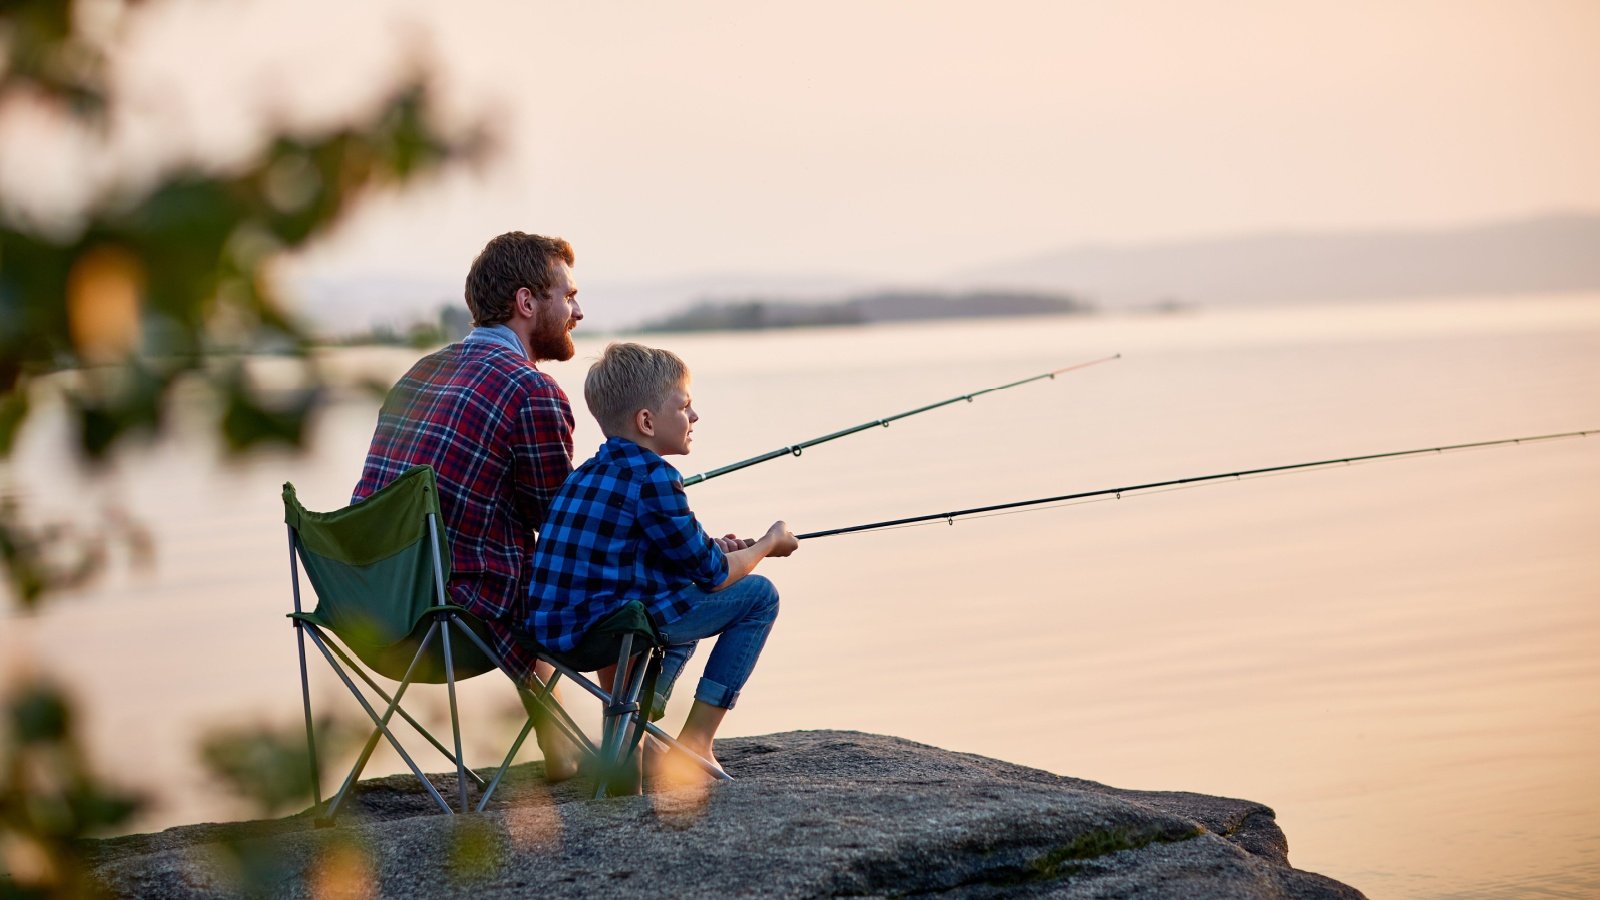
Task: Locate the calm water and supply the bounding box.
[5,294,1599,897]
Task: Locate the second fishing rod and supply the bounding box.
[681,353,1121,487]
[794,429,1596,540]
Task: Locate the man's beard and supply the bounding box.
[530,315,575,362]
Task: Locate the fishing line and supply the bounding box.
[796,429,1596,540]
[682,353,1121,487]
[831,453,1450,537]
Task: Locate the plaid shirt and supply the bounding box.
[353,332,574,681]
[526,436,729,653]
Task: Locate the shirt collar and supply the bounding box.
[462,323,528,359]
[600,435,677,472]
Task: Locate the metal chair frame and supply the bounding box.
[536,635,733,799]
[290,495,731,813]
[288,514,596,822]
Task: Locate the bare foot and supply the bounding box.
[645,740,724,791]
[536,729,582,783]
[527,665,584,783]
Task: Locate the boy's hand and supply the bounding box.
[714,534,754,553]
[713,522,798,590]
[764,520,799,558]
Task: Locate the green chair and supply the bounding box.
[284,465,594,821]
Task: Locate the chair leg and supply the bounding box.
[621,646,666,780]
[289,529,323,809]
[475,716,537,813]
[322,637,487,789]
[595,634,636,799]
[446,618,598,761]
[519,671,598,759]
[439,613,470,813]
[328,629,447,798]
[436,618,598,813]
[294,621,323,809]
[534,654,728,784]
[537,653,654,762]
[615,650,653,767]
[475,671,616,812]
[305,625,453,820]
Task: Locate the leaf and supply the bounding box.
[8,682,70,744]
[0,382,29,457]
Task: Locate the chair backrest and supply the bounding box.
[284,465,494,682]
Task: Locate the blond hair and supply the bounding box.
[585,342,690,436]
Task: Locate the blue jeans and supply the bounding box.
[653,574,780,711]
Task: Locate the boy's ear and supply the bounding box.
[634,407,654,436]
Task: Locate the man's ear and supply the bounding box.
[513,286,537,318]
[634,407,654,436]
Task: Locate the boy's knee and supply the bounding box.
[745,574,780,616]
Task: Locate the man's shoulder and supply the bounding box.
[405,342,566,399]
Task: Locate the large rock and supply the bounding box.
[82,731,1363,898]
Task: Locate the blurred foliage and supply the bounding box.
[0,499,152,609]
[0,0,487,608]
[0,679,142,899]
[301,829,375,900]
[198,716,363,819]
[0,0,117,121]
[447,815,506,884]
[0,1,488,895]
[199,716,372,898]
[200,710,520,892]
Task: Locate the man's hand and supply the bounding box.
[714,533,754,553]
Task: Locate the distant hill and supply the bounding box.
[288,213,1600,337]
[956,213,1600,308]
[640,288,1089,333]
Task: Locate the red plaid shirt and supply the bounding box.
[353,335,573,682]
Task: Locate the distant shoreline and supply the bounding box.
[637,287,1094,334]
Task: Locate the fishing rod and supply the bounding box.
[682,353,1121,487]
[796,429,1596,540]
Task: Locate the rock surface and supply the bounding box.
[82,731,1364,898]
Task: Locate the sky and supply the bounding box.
[4,0,1599,315]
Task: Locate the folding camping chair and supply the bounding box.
[286,464,731,812]
[518,604,734,799]
[284,465,596,821]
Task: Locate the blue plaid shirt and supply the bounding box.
[526,436,729,652]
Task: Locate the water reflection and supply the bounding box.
[3,295,1598,898]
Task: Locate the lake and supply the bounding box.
[4,293,1598,897]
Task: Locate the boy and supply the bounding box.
[526,342,798,779]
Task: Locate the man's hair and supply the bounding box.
[464,232,575,326]
[585,342,690,436]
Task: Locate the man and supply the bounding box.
[353,231,584,778]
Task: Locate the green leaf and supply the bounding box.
[9,683,70,744]
[0,381,29,457]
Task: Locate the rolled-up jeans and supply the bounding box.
[653,574,780,711]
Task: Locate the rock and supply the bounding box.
[81,731,1363,898]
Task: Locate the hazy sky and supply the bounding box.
[7,0,1600,290]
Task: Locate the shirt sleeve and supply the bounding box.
[636,465,729,590]
[511,376,575,532]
